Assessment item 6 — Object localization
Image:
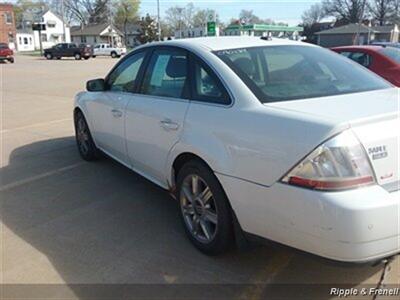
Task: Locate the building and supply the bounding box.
[224,23,303,39]
[71,23,124,47]
[15,10,71,51]
[123,24,141,47]
[0,3,16,49]
[175,25,221,39]
[33,10,71,50]
[16,30,35,51]
[315,23,399,47]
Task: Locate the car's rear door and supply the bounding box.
[87,50,147,165]
[125,47,190,185]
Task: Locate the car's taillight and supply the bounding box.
[281,130,375,191]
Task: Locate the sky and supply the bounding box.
[4,0,321,26]
[140,0,321,26]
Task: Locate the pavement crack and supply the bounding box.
[372,255,396,300]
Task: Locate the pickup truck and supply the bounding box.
[0,43,14,63]
[44,43,93,60]
[93,43,126,58]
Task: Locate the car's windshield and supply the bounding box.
[214,45,391,103]
[380,47,400,64]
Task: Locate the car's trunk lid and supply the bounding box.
[266,88,399,190]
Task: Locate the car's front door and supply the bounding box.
[88,51,147,165]
[125,47,190,185]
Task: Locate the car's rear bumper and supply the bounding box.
[217,173,400,262]
[0,55,13,60]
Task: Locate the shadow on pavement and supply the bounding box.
[0,137,383,299]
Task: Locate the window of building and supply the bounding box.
[24,37,28,45]
[5,12,12,24]
[81,36,87,43]
[41,34,47,42]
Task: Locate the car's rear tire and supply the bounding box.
[176,160,234,255]
[46,53,53,60]
[9,58,14,63]
[84,57,90,60]
[92,55,96,58]
[74,111,100,161]
[75,53,82,60]
[111,51,117,58]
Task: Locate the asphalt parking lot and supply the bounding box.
[1,54,399,299]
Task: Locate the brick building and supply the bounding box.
[0,3,16,49]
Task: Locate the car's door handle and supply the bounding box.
[111,109,123,118]
[160,119,179,131]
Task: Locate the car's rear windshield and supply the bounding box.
[214,45,391,103]
[380,47,400,64]
[0,43,8,49]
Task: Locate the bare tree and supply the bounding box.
[323,0,368,23]
[302,3,326,25]
[192,8,218,27]
[239,9,262,24]
[63,0,110,25]
[368,0,394,25]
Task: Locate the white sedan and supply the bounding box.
[74,37,399,262]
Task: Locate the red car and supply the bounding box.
[331,45,400,86]
[0,43,14,63]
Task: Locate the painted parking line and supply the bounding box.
[0,118,72,134]
[0,162,85,192]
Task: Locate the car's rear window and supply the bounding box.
[0,43,8,49]
[214,45,391,103]
[380,47,400,64]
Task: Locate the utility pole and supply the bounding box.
[157,0,161,41]
[61,0,66,42]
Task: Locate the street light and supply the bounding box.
[157,0,161,41]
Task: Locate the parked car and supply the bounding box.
[44,43,93,60]
[0,43,14,63]
[332,45,400,86]
[371,42,400,49]
[74,37,399,262]
[93,43,127,58]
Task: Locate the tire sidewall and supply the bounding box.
[74,111,99,161]
[176,161,234,255]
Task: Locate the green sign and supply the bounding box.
[207,22,216,36]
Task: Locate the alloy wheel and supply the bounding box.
[76,116,90,155]
[180,174,218,244]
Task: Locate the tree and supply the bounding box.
[368,0,394,25]
[138,14,158,44]
[192,8,218,27]
[114,0,140,44]
[63,0,110,25]
[13,0,48,29]
[164,6,187,31]
[323,0,368,23]
[302,3,326,25]
[238,9,262,24]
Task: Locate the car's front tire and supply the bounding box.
[111,52,118,58]
[74,111,100,161]
[176,160,234,255]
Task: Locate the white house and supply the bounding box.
[16,30,35,51]
[33,10,71,50]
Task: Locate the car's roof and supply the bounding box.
[331,45,384,52]
[140,36,312,51]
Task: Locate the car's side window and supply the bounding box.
[349,52,372,68]
[191,56,231,105]
[107,51,146,93]
[141,48,189,99]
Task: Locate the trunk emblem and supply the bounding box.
[368,145,388,160]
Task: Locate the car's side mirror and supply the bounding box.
[87,79,106,92]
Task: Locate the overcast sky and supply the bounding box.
[4,0,321,26]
